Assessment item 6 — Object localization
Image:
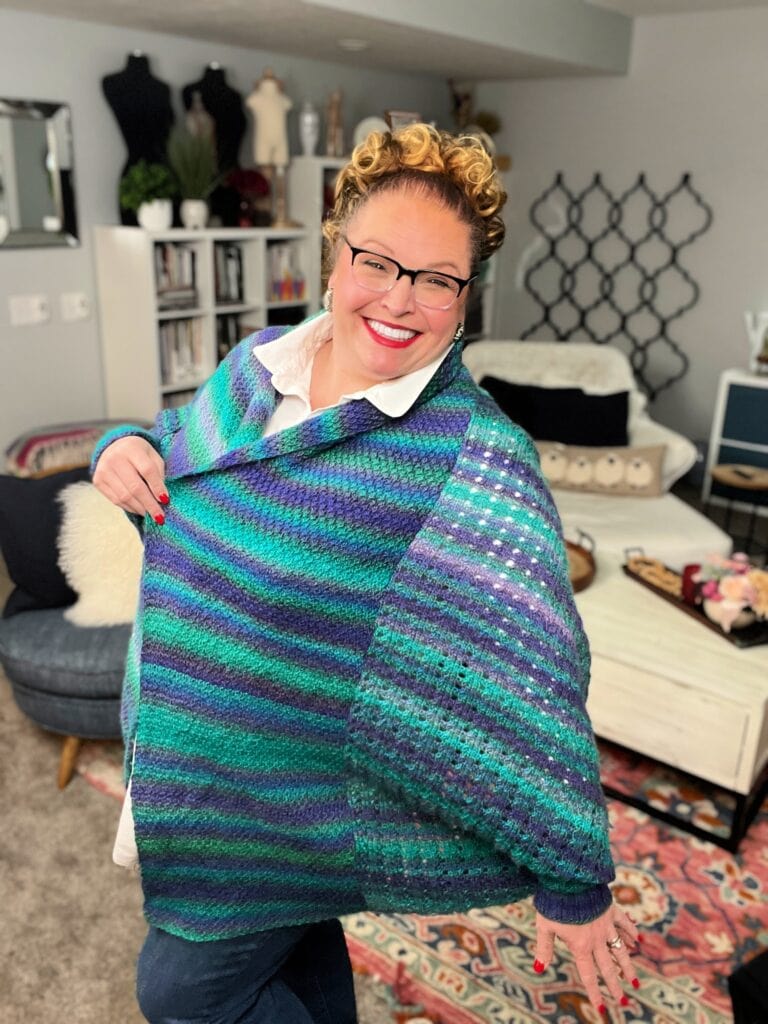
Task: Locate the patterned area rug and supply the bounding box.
[76,740,767,1023]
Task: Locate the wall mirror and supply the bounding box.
[0,98,79,249]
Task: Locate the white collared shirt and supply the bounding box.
[254,312,451,436]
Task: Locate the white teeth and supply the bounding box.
[368,319,418,341]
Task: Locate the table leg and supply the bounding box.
[57,735,82,789]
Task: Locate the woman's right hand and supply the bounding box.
[92,436,169,525]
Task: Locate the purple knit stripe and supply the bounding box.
[139,641,354,726]
[376,589,584,699]
[141,576,368,679]
[407,539,573,637]
[353,667,600,803]
[145,507,384,619]
[141,749,341,789]
[381,571,582,682]
[413,512,573,608]
[136,783,353,829]
[348,711,604,840]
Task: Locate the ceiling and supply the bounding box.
[590,0,767,13]
[2,0,767,80]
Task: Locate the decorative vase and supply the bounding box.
[180,199,209,230]
[299,101,320,156]
[702,598,756,633]
[137,199,172,231]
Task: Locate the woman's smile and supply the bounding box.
[363,317,423,348]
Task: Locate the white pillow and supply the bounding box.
[57,482,142,627]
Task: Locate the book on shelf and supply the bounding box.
[214,242,244,304]
[216,313,263,363]
[155,242,198,309]
[159,318,206,386]
[268,242,306,303]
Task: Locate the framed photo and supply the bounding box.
[384,110,421,131]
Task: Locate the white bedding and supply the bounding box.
[554,490,732,571]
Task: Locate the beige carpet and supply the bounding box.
[0,558,393,1023]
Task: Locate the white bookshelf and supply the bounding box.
[93,226,309,422]
[287,155,346,313]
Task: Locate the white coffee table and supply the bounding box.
[576,554,768,850]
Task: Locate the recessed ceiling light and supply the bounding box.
[337,37,370,52]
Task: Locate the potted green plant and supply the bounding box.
[167,128,222,229]
[119,160,177,230]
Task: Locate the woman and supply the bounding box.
[93,124,639,1024]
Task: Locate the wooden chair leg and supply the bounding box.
[58,735,82,789]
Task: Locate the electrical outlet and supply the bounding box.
[60,292,91,322]
[8,294,50,326]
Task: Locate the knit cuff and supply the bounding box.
[90,424,161,477]
[533,883,613,925]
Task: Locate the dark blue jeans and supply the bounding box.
[136,918,358,1023]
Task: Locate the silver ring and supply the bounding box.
[607,935,624,950]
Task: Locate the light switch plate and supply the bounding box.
[9,294,50,326]
[60,292,91,321]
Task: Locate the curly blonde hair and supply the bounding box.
[322,123,506,279]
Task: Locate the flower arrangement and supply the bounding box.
[685,553,768,633]
[227,167,272,227]
[227,167,270,199]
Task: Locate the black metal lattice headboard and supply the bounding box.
[521,172,713,401]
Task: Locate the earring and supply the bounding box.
[323,288,333,312]
[453,321,465,343]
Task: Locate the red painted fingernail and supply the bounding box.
[621,995,630,1006]
[153,513,165,525]
[632,978,640,989]
[598,1005,607,1016]
[637,934,644,943]
[533,959,545,973]
[158,493,170,505]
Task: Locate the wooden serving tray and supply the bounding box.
[566,540,596,593]
[622,560,768,649]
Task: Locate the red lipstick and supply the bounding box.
[363,317,422,349]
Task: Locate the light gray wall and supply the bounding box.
[478,8,768,444]
[0,7,451,453]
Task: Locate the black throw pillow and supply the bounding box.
[0,467,91,617]
[479,377,629,447]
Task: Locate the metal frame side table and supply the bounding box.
[708,463,768,557]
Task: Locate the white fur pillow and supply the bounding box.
[57,482,142,627]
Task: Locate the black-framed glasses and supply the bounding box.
[343,237,476,310]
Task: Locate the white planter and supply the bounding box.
[702,598,756,634]
[299,102,320,156]
[137,199,173,231]
[180,199,209,230]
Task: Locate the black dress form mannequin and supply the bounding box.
[182,64,246,225]
[102,52,175,223]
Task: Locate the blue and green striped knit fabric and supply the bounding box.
[92,327,614,941]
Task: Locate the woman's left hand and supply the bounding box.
[534,904,640,1018]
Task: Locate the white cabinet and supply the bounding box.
[702,368,768,518]
[287,155,347,313]
[93,227,309,422]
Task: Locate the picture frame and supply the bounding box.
[384,110,421,131]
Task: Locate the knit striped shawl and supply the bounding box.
[93,328,613,940]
